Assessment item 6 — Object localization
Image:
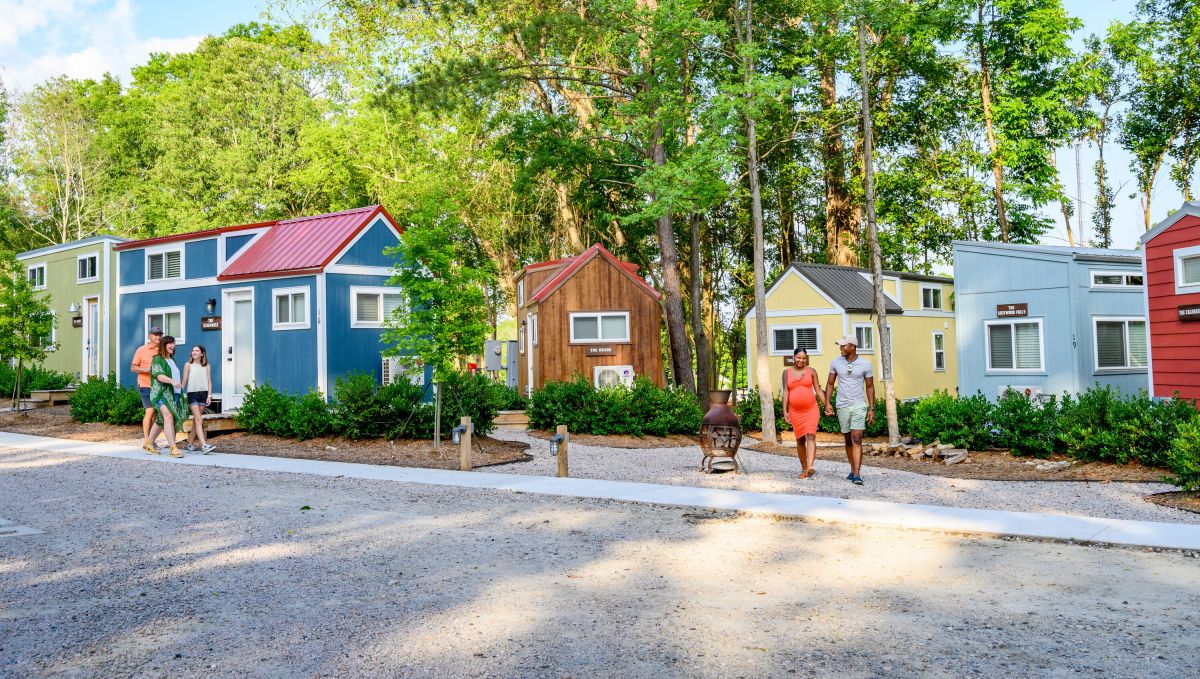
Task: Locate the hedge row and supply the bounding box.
[68,375,149,425]
[528,376,703,437]
[237,370,506,441]
[735,387,919,439]
[1,363,73,400]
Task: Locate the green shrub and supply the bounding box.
[106,386,146,425]
[910,391,993,450]
[735,387,785,433]
[238,383,295,437]
[70,375,120,423]
[331,372,391,439]
[1057,387,1197,466]
[438,371,504,436]
[289,390,333,440]
[991,391,1059,458]
[0,363,73,399]
[1168,418,1200,491]
[529,375,703,436]
[494,384,527,411]
[816,393,921,437]
[381,378,433,439]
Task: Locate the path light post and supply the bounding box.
[550,425,569,478]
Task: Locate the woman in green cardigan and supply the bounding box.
[144,335,189,458]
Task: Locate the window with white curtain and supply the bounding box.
[1094,318,1147,371]
[351,287,404,328]
[986,320,1042,371]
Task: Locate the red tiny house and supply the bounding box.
[1141,203,1200,403]
[516,244,664,396]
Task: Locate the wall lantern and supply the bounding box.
[451,422,472,445]
[206,298,217,314]
[68,303,80,314]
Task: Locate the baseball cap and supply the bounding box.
[149,326,163,335]
[834,334,857,346]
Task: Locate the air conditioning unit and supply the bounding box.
[382,357,425,386]
[594,365,635,389]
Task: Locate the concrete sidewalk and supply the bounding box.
[3,431,1198,550]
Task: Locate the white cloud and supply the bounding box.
[0,0,203,92]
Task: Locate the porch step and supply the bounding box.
[495,410,529,431]
[182,411,244,435]
[28,389,75,405]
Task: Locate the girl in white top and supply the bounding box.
[181,345,215,454]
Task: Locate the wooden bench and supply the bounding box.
[181,412,243,435]
[28,389,75,405]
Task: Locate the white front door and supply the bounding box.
[81,297,100,379]
[222,289,255,409]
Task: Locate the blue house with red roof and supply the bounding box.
[116,206,426,408]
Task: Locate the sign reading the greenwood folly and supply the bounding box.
[200,316,222,331]
[996,303,1028,318]
[586,345,616,356]
[1179,304,1200,322]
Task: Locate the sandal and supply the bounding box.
[143,442,159,455]
[800,468,816,479]
[169,447,184,458]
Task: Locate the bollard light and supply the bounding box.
[548,433,564,457]
[452,424,466,445]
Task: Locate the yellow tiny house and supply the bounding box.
[746,263,956,399]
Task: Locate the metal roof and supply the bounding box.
[791,263,905,313]
[114,220,277,251]
[526,244,661,304]
[952,240,1141,263]
[218,206,394,281]
[16,234,127,260]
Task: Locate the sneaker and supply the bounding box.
[852,474,864,486]
[847,472,855,481]
[185,444,197,452]
[201,444,215,455]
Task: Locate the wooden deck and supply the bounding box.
[494,410,529,431]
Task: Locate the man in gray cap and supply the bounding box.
[824,334,874,485]
[131,327,163,452]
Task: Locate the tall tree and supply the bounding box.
[0,257,55,409]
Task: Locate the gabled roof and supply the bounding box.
[218,206,397,281]
[1142,202,1200,245]
[953,240,1141,264]
[791,262,905,314]
[114,220,276,251]
[17,234,127,260]
[524,244,661,304]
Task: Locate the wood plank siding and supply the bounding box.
[1145,211,1200,401]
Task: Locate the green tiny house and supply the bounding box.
[16,235,126,381]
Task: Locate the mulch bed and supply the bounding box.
[527,429,698,449]
[1146,491,1200,515]
[746,433,1169,483]
[0,406,530,470]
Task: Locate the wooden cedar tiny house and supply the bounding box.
[516,244,664,395]
[1140,202,1200,403]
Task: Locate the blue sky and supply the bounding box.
[0,0,1183,251]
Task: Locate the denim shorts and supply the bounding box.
[139,387,152,409]
[187,391,209,406]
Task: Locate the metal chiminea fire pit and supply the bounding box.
[699,390,744,474]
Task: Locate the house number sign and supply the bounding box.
[996,303,1028,318]
[200,316,222,331]
[1179,304,1200,322]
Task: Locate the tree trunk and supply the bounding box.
[858,20,898,445]
[1049,151,1075,246]
[690,214,711,399]
[820,17,858,266]
[978,0,1010,242]
[651,128,697,394]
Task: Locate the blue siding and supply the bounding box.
[185,239,217,279]
[120,250,144,286]
[119,285,224,389]
[336,217,400,267]
[324,272,428,392]
[226,233,255,259]
[954,243,1148,399]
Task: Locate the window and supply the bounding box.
[921,285,943,310]
[932,332,946,371]
[1094,318,1147,371]
[351,287,404,327]
[146,307,184,343]
[1091,271,1143,288]
[570,312,630,343]
[771,325,820,355]
[146,249,182,281]
[530,313,538,346]
[517,279,525,306]
[853,324,874,352]
[1182,255,1200,286]
[518,323,526,354]
[32,310,55,351]
[986,320,1043,371]
[273,287,309,330]
[27,264,46,290]
[77,254,98,282]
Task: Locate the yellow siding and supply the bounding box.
[899,279,955,312]
[883,278,898,299]
[746,313,845,396]
[846,312,957,399]
[769,271,836,310]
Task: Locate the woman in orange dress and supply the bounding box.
[782,348,827,478]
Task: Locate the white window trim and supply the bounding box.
[769,323,823,356]
[1092,316,1148,373]
[27,263,46,290]
[518,323,526,354]
[984,318,1045,373]
[517,279,525,307]
[272,285,311,331]
[919,283,944,310]
[1090,269,1143,289]
[350,285,403,328]
[932,330,946,372]
[569,311,631,344]
[530,313,538,346]
[852,322,875,353]
[144,244,185,283]
[1175,244,1200,294]
[35,309,57,352]
[76,252,100,283]
[145,305,186,344]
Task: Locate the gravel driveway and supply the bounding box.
[2,445,1199,678]
[490,430,1197,524]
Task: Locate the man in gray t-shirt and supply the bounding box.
[824,335,875,485]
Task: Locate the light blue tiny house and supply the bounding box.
[953,241,1148,400]
[116,206,428,409]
